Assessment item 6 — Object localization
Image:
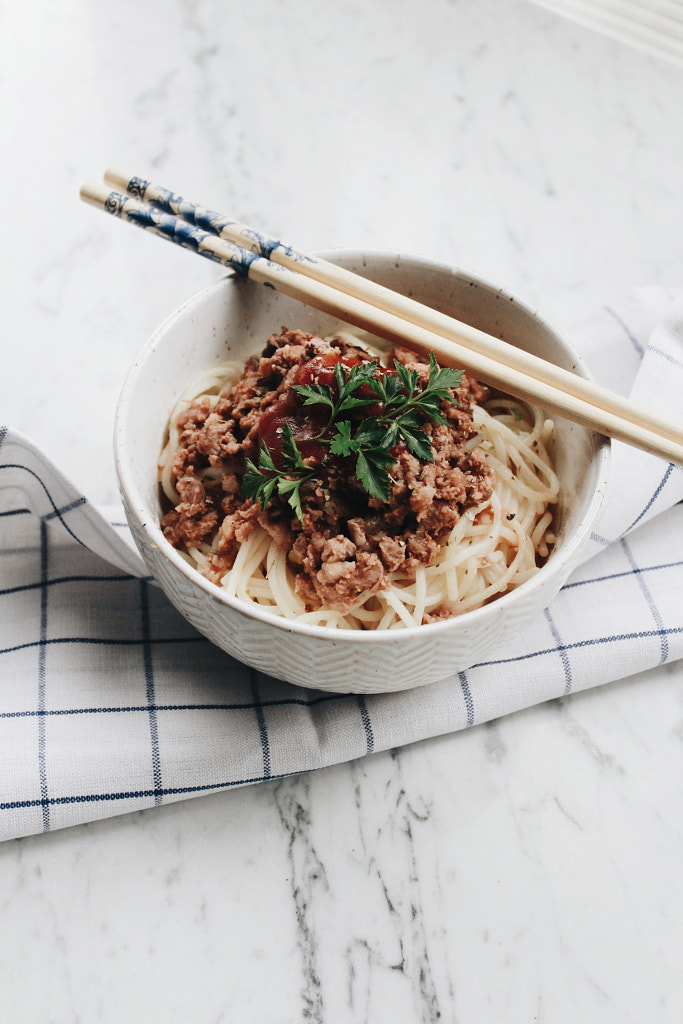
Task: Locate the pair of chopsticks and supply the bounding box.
[80,170,683,467]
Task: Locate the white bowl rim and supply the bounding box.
[115,249,611,645]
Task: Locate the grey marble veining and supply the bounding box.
[1,0,683,1020]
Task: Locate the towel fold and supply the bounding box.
[1,287,682,842]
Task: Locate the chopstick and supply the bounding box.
[103,169,683,452]
[80,177,683,467]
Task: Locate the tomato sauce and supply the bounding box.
[257,350,396,467]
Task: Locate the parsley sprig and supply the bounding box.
[241,352,463,517]
[242,422,316,522]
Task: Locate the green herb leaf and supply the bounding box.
[241,434,314,519]
[355,448,396,503]
[292,383,335,410]
[346,360,380,386]
[393,360,420,398]
[394,407,424,429]
[351,419,387,449]
[336,394,377,414]
[281,422,309,469]
[396,419,434,462]
[379,421,400,450]
[427,351,463,392]
[329,419,356,456]
[382,373,406,405]
[414,393,447,425]
[241,454,268,503]
[276,475,306,520]
[257,444,278,474]
[242,447,281,504]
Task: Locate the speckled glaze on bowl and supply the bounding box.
[115,252,610,694]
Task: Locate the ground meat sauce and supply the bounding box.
[161,329,495,614]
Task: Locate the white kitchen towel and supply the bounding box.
[1,289,682,842]
[530,0,683,68]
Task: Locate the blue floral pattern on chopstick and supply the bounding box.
[123,174,312,264]
[102,188,260,274]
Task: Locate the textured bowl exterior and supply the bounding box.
[125,511,579,693]
[115,252,610,694]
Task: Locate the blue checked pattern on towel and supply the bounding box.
[1,288,682,842]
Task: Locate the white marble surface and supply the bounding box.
[1,1,683,1020]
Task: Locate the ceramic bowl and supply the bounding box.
[115,251,610,693]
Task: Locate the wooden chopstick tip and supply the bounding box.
[104,167,133,192]
[79,181,108,207]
